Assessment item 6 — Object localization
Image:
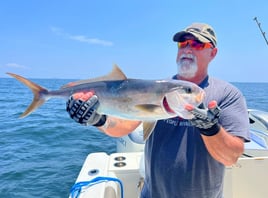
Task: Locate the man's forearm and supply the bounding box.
[98,116,141,137]
[202,126,244,166]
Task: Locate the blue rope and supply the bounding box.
[70,176,124,198]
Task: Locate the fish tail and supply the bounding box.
[7,72,48,118]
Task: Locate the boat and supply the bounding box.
[69,109,268,198]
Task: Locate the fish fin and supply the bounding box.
[143,121,157,140]
[109,64,127,80]
[61,64,127,88]
[135,104,161,112]
[6,73,48,118]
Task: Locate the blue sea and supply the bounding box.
[1,77,268,198]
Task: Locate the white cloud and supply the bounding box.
[50,26,63,35]
[50,26,113,46]
[5,63,29,69]
[69,35,113,46]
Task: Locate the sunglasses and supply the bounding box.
[178,40,213,50]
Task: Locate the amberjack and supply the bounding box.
[7,65,205,139]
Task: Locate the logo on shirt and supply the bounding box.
[163,117,192,127]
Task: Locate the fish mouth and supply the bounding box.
[163,96,175,114]
[162,89,205,118]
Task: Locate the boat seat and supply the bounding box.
[71,152,120,198]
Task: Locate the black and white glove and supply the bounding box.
[186,101,221,136]
[66,95,106,126]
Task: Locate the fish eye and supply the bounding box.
[184,87,192,93]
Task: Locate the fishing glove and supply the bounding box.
[186,101,221,136]
[66,95,106,127]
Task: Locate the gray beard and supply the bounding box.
[177,59,198,78]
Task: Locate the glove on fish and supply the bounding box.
[66,95,106,126]
[187,101,221,136]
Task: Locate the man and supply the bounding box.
[66,23,250,198]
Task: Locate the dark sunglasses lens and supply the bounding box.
[191,41,204,49]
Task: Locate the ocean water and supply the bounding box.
[1,78,268,198]
[0,78,116,198]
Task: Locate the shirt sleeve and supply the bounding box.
[204,78,250,142]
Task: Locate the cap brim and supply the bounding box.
[173,31,211,43]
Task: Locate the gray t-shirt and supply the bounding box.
[141,76,250,198]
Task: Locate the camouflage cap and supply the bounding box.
[173,23,217,47]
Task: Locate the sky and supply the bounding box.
[0,0,268,82]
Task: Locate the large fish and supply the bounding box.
[7,65,205,139]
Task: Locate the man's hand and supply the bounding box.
[66,92,106,126]
[185,100,221,136]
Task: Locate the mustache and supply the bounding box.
[179,53,196,61]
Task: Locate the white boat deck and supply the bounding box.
[70,109,268,198]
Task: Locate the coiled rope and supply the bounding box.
[69,176,124,198]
